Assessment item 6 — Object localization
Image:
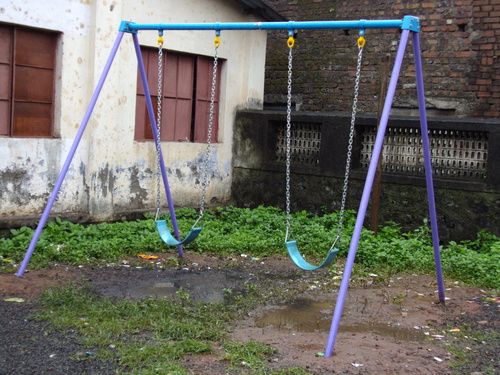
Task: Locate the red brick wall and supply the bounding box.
[263,0,500,118]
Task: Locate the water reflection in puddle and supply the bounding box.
[256,298,426,342]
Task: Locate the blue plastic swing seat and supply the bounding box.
[155,220,202,246]
[286,240,339,271]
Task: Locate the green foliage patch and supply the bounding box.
[1,206,498,288]
[38,286,229,374]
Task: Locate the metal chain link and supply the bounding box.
[331,44,364,248]
[197,45,219,223]
[154,41,164,220]
[285,42,364,245]
[285,46,293,241]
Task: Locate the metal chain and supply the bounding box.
[285,46,293,242]
[154,39,164,220]
[197,45,219,222]
[331,43,364,247]
[284,40,363,245]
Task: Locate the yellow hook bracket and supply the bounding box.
[157,35,164,48]
[357,35,366,48]
[287,36,295,48]
[214,35,221,48]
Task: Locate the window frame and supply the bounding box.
[0,23,59,138]
[134,46,222,144]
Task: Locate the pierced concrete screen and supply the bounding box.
[360,127,488,179]
[276,122,321,165]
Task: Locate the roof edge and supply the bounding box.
[232,0,287,22]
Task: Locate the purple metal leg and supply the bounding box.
[413,32,445,303]
[132,34,183,257]
[15,32,125,277]
[324,29,411,357]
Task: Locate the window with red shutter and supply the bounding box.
[164,53,194,142]
[0,24,58,137]
[0,27,11,136]
[193,55,221,143]
[135,47,221,143]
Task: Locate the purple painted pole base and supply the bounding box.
[413,31,446,303]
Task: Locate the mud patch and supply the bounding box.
[0,267,78,299]
[256,298,427,342]
[232,274,484,374]
[0,255,496,374]
[86,267,251,303]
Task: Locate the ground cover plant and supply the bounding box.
[1,206,498,288]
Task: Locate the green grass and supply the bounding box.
[446,323,500,375]
[222,340,313,374]
[38,286,231,374]
[1,206,499,288]
[223,340,276,372]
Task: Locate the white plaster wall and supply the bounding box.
[0,0,267,221]
[0,0,94,219]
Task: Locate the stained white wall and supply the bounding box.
[0,0,267,223]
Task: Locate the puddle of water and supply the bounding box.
[256,298,332,332]
[342,323,426,342]
[256,298,426,342]
[95,270,244,303]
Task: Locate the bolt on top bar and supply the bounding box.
[120,16,420,34]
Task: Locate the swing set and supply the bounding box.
[15,16,446,358]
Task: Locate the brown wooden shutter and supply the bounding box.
[164,52,194,141]
[193,56,220,143]
[0,26,11,136]
[12,28,56,137]
[135,49,156,140]
[134,49,147,140]
[135,49,218,144]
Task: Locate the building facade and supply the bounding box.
[231,0,500,239]
[0,0,277,225]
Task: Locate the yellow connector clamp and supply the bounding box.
[357,36,366,48]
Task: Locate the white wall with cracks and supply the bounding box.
[0,0,267,224]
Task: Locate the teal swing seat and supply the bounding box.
[286,240,339,271]
[151,32,220,250]
[282,30,363,271]
[155,220,202,247]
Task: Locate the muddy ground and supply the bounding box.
[0,253,498,374]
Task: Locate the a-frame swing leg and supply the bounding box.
[323,28,446,358]
[131,33,184,257]
[15,32,125,277]
[323,28,411,357]
[413,31,446,303]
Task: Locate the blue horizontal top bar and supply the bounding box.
[120,16,420,33]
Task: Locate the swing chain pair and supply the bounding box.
[155,31,164,220]
[154,31,220,225]
[284,30,365,245]
[198,32,220,221]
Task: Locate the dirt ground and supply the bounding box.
[0,253,498,374]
